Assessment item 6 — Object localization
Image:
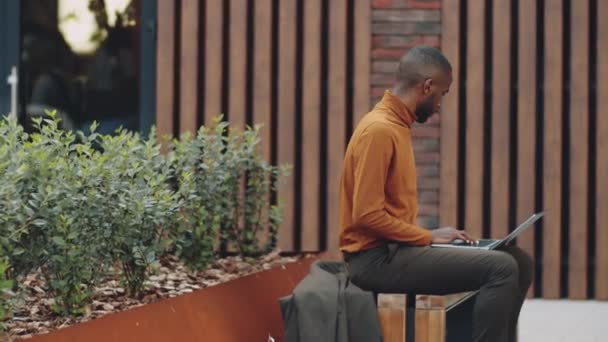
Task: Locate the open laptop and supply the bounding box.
[431,212,544,250]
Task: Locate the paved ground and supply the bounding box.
[519,299,608,341]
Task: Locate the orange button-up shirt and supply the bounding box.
[339,90,433,253]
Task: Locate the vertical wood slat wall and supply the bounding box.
[156,0,371,254]
[516,0,538,298]
[440,0,608,300]
[597,0,608,301]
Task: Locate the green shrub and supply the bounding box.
[0,112,289,315]
[0,257,12,329]
[169,119,229,269]
[98,128,180,296]
[22,115,112,315]
[0,114,180,311]
[169,117,289,269]
[0,114,102,315]
[0,116,28,268]
[221,124,290,257]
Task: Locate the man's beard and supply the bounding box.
[415,98,435,123]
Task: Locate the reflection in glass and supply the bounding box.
[20,0,140,134]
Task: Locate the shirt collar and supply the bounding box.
[376,90,417,128]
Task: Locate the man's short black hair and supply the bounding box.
[396,45,452,92]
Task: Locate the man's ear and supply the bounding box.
[423,78,433,95]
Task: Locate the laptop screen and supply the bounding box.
[502,212,545,244]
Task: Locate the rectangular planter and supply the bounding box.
[25,258,315,342]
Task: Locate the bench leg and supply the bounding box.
[406,293,416,342]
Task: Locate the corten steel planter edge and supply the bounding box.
[23,257,316,342]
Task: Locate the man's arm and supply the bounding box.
[351,127,432,245]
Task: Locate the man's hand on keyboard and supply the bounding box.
[431,227,477,244]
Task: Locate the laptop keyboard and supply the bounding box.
[453,239,496,247]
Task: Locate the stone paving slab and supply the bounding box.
[519,299,608,342]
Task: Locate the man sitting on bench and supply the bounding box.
[340,45,533,342]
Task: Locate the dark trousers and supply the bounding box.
[344,243,533,342]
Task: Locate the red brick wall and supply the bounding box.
[370,0,442,229]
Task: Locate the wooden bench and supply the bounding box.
[377,292,477,342]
